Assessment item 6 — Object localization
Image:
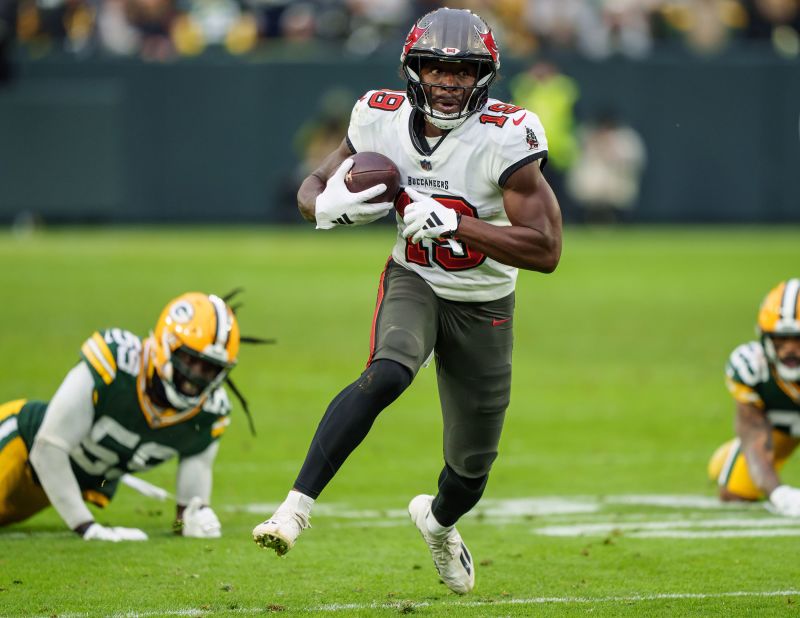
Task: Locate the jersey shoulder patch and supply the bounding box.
[80,328,142,386]
[478,99,548,186]
[726,341,769,388]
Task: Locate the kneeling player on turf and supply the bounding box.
[0,292,255,540]
[708,279,800,516]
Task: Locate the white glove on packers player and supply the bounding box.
[769,485,800,517]
[82,522,149,542]
[181,496,222,538]
[402,187,462,248]
[315,159,393,230]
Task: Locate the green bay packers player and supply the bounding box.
[708,279,800,516]
[253,8,562,594]
[0,292,241,540]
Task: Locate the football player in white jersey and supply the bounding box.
[253,8,562,594]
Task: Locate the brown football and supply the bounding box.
[345,152,401,204]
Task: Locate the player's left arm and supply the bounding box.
[174,441,222,538]
[454,161,562,272]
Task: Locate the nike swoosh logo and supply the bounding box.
[512,113,526,126]
[492,317,511,326]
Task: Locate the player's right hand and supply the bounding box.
[82,522,149,542]
[769,485,800,517]
[314,159,393,230]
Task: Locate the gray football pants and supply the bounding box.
[368,260,514,479]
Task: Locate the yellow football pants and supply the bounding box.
[708,430,800,500]
[0,400,50,526]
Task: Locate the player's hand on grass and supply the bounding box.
[315,159,392,229]
[402,187,461,244]
[82,522,148,542]
[769,485,800,517]
[181,496,222,538]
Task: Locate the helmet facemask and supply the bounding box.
[161,345,234,410]
[403,55,495,130]
[757,278,800,382]
[762,334,800,382]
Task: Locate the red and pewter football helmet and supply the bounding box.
[401,8,500,130]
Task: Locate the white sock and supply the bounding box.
[284,489,315,517]
[425,510,453,538]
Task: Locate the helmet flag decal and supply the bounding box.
[477,27,499,64]
[403,23,429,58]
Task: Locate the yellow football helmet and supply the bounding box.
[757,279,800,381]
[149,292,240,410]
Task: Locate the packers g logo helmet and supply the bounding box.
[150,292,241,410]
[757,279,800,381]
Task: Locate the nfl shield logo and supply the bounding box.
[421,160,432,171]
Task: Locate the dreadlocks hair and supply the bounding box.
[221,288,275,436]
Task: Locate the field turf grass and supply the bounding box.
[1,225,799,616]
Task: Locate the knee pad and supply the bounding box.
[374,327,428,374]
[356,359,412,402]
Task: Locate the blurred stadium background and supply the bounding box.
[0,0,798,226]
[2,2,800,615]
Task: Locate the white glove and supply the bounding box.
[769,485,800,517]
[401,187,462,251]
[315,159,394,230]
[181,496,222,538]
[82,522,148,542]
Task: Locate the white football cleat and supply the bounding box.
[252,506,310,556]
[408,494,474,594]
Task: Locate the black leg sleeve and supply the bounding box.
[431,463,488,527]
[293,359,412,499]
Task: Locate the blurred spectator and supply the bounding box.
[567,111,647,223]
[10,0,800,62]
[510,60,581,220]
[653,0,749,54]
[293,86,353,178]
[521,0,654,59]
[278,87,354,219]
[97,0,141,55]
[0,0,15,84]
[744,0,800,57]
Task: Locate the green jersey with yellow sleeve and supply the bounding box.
[16,328,231,503]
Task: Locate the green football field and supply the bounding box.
[1,226,799,617]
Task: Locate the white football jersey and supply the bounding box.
[347,89,548,302]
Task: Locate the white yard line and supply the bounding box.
[310,590,800,613]
[29,590,799,617]
[535,516,800,537]
[228,494,748,519]
[631,528,800,538]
